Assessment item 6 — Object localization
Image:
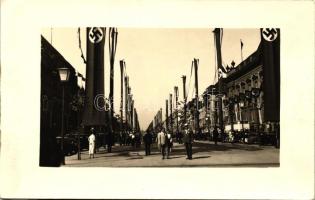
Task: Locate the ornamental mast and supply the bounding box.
[213,28,224,133]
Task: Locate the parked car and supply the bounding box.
[56,135,78,156]
[66,132,89,150]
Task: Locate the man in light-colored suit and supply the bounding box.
[157,128,166,159]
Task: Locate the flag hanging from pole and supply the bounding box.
[213,28,227,79]
[109,28,118,117]
[82,27,106,127]
[261,28,280,122]
[240,39,244,62]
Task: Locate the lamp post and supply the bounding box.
[58,67,70,165]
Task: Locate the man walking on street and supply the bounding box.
[165,131,173,159]
[143,131,152,156]
[88,127,96,159]
[106,130,113,153]
[213,126,218,145]
[183,124,193,160]
[157,128,166,159]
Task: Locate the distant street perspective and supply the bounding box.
[40,28,280,167]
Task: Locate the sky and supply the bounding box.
[41,28,260,130]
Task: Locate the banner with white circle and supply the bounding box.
[88,27,104,43]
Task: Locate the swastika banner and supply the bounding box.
[83,27,107,126]
[261,28,280,122]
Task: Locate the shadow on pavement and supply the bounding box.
[126,157,144,160]
[166,156,184,159]
[192,155,211,160]
[170,142,263,156]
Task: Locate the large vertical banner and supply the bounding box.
[261,28,280,122]
[83,27,106,126]
[120,60,124,122]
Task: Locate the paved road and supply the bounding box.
[64,141,279,167]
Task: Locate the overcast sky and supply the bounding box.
[41,28,260,130]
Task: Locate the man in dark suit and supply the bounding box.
[183,124,193,160]
[105,130,113,153]
[143,131,153,156]
[213,126,218,145]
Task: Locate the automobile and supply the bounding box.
[67,133,89,150]
[56,136,78,156]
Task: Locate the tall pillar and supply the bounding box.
[182,75,187,124]
[124,76,129,129]
[120,60,124,132]
[174,86,179,137]
[165,99,169,131]
[131,99,134,132]
[193,58,200,135]
[109,28,118,123]
[169,93,173,135]
[213,28,224,133]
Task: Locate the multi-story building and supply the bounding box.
[40,36,84,166]
[200,34,280,145]
[222,46,263,133]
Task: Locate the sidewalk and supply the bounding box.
[64,141,279,167]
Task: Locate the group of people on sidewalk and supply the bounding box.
[87,124,195,160]
[156,128,173,159]
[143,124,194,160]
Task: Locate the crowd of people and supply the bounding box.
[86,123,280,160]
[140,123,194,160]
[87,128,143,159]
[86,124,196,160]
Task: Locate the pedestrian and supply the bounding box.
[221,130,226,143]
[126,132,130,146]
[119,132,123,146]
[213,126,218,145]
[157,128,167,159]
[156,132,161,152]
[143,131,152,156]
[178,131,183,144]
[241,129,246,143]
[88,127,96,159]
[165,131,173,159]
[231,131,236,144]
[183,124,193,160]
[106,131,113,153]
[130,133,136,150]
[135,132,141,148]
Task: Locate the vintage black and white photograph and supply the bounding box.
[1,0,315,199]
[40,28,280,167]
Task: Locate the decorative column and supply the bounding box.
[170,93,173,135]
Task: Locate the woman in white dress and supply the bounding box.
[88,128,96,159]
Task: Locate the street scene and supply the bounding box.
[64,141,279,167]
[40,28,280,167]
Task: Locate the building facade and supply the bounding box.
[40,36,83,166]
[222,47,263,133]
[200,37,279,145]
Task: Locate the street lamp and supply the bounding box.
[58,67,70,165]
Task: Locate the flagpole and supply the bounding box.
[240,39,244,62]
[50,27,53,44]
[213,28,224,134]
